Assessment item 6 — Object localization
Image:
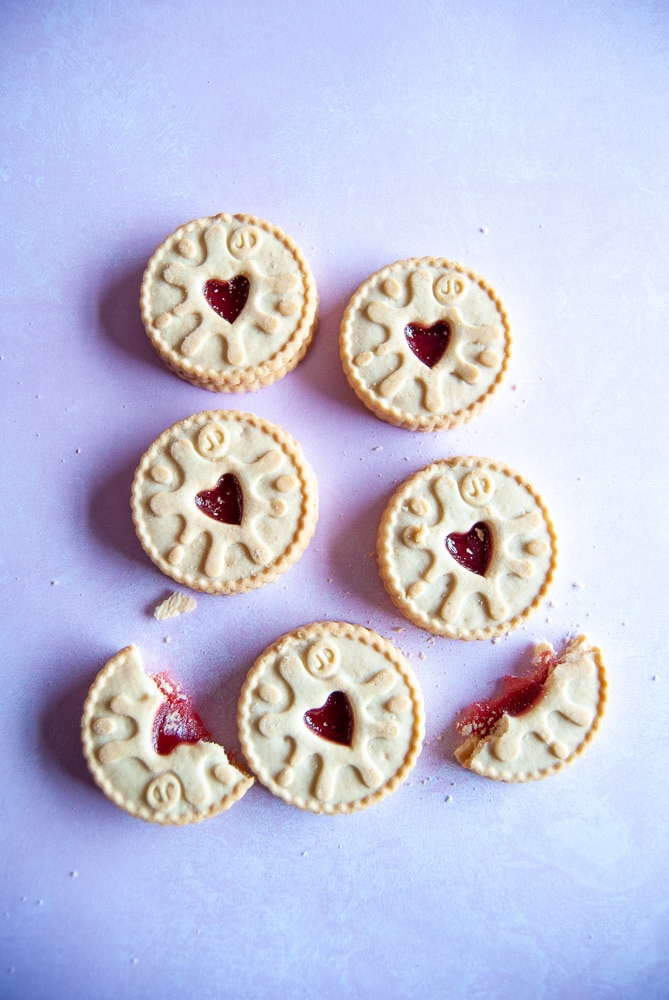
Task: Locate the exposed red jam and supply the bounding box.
[404,321,451,368]
[203,275,249,323]
[151,673,211,755]
[304,691,354,747]
[195,473,243,524]
[457,650,556,738]
[446,522,492,576]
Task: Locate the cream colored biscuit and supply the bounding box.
[340,258,510,430]
[377,457,556,640]
[238,622,425,814]
[131,410,318,595]
[81,645,253,824]
[454,635,607,781]
[154,591,197,620]
[141,213,318,392]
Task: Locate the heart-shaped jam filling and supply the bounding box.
[195,473,243,525]
[446,522,492,576]
[404,320,451,368]
[203,275,250,323]
[304,691,354,746]
[151,674,211,755]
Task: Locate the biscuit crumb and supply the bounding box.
[154,592,197,620]
[572,581,585,589]
[445,795,453,803]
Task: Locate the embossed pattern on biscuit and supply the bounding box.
[237,622,425,814]
[454,635,607,782]
[340,258,511,430]
[131,410,318,595]
[377,457,557,640]
[81,646,253,824]
[140,213,319,392]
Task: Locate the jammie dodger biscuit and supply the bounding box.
[377,457,556,640]
[238,621,425,814]
[131,410,318,595]
[340,258,510,430]
[82,645,253,824]
[141,213,318,392]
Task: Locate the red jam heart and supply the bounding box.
[203,275,249,323]
[151,673,211,755]
[304,691,354,747]
[457,649,555,738]
[446,522,492,576]
[404,321,451,368]
[195,473,243,525]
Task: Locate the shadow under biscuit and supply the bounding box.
[39,657,104,789]
[97,258,165,374]
[87,455,148,569]
[328,491,390,610]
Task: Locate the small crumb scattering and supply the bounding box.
[154,592,197,620]
[572,581,585,590]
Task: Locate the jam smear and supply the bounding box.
[203,275,250,323]
[195,473,243,525]
[457,650,556,738]
[404,321,451,368]
[304,691,354,747]
[446,522,493,576]
[151,673,211,755]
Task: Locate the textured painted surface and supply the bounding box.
[1,1,668,998]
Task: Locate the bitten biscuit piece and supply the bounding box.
[377,456,557,640]
[340,258,510,431]
[454,635,607,782]
[81,646,253,824]
[131,410,318,595]
[238,622,425,814]
[140,213,318,392]
[154,592,197,620]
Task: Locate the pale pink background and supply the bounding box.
[2,2,668,998]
